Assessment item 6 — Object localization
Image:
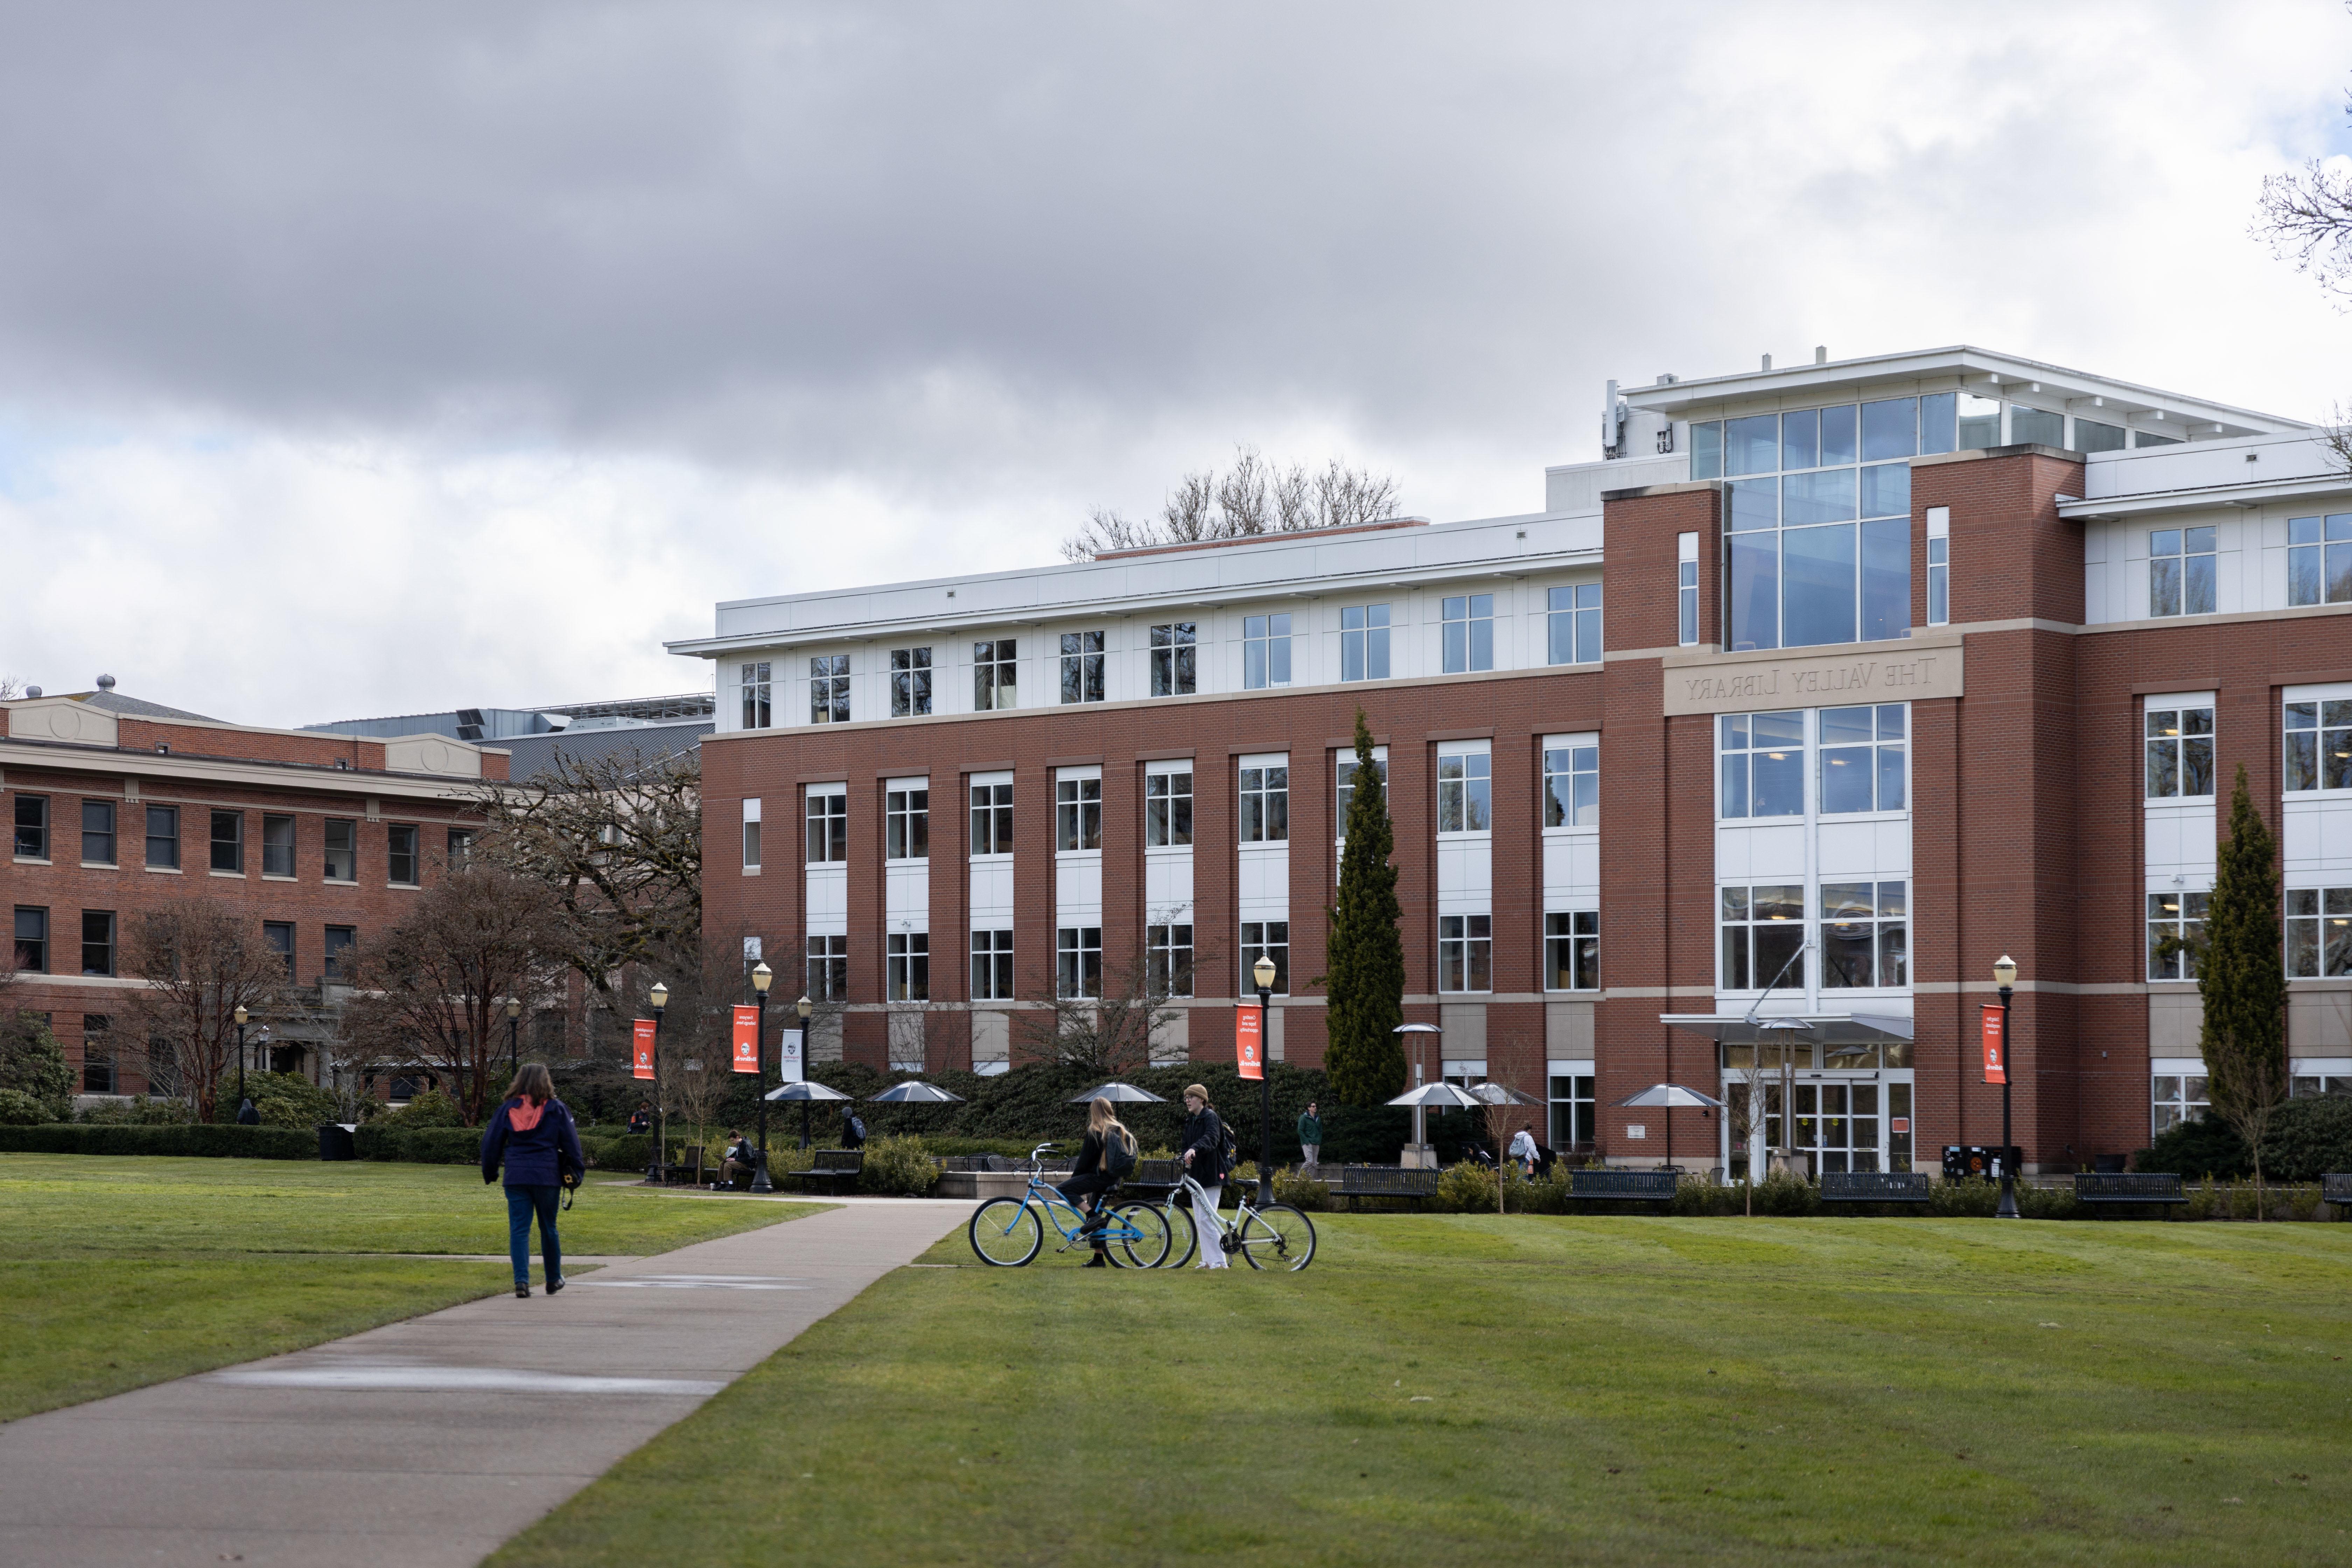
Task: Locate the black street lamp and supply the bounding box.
[750,961,775,1193]
[1994,955,2019,1220]
[505,996,521,1080]
[641,982,669,1186]
[796,994,813,1149]
[233,1004,248,1114]
[1252,954,1277,1208]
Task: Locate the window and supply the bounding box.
[79,910,114,976]
[1542,743,1597,828]
[1436,749,1491,832]
[805,789,848,864]
[1819,705,1905,814]
[741,661,772,729]
[81,1016,114,1094]
[742,799,762,870]
[1057,926,1103,998]
[1145,768,1192,848]
[1678,533,1700,646]
[2149,527,2216,618]
[2293,1071,2352,1097]
[1336,753,1388,833]
[1721,885,1805,991]
[1437,915,1491,992]
[1239,764,1288,844]
[12,795,47,859]
[1721,402,1912,651]
[2146,706,2215,799]
[1819,881,1906,988]
[1546,583,1602,665]
[1441,594,1494,673]
[2148,891,2209,980]
[2010,405,2063,447]
[807,934,848,1000]
[2284,699,2352,793]
[320,819,356,882]
[1148,623,1196,697]
[12,907,46,972]
[1059,631,1105,704]
[81,800,116,866]
[1956,393,2000,449]
[890,648,932,717]
[2285,889,2352,977]
[387,824,420,886]
[1548,1072,1596,1151]
[2287,515,2352,607]
[145,806,180,869]
[809,655,850,723]
[1240,613,1291,690]
[887,932,929,1001]
[1926,507,1949,626]
[1340,604,1391,681]
[1545,911,1598,990]
[263,921,294,980]
[886,786,929,860]
[1056,777,1101,851]
[1720,711,1804,819]
[1241,920,1290,995]
[255,813,293,876]
[448,827,474,862]
[974,639,1017,710]
[1147,923,1194,997]
[210,810,244,873]
[324,926,356,981]
[970,782,1014,855]
[2151,1073,2210,1136]
[2072,418,2127,455]
[971,930,1014,999]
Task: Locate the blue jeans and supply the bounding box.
[506,1183,562,1287]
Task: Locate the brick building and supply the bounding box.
[669,345,2352,1174]
[3,684,504,1098]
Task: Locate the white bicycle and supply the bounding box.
[1170,1171,1316,1271]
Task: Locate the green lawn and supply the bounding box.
[0,1155,821,1421]
[493,1215,2352,1568]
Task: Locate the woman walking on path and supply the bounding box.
[1179,1084,1230,1270]
[480,1063,586,1299]
[1058,1096,1135,1269]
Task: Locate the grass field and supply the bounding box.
[0,1155,821,1421]
[492,1213,2352,1568]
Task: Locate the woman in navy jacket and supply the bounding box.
[479,1063,586,1298]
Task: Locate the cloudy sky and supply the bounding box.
[3,1,2350,726]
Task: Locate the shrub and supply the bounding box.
[238,1071,342,1130]
[77,1097,190,1125]
[0,1123,316,1158]
[858,1134,940,1196]
[2259,1095,2352,1182]
[370,1088,468,1130]
[0,1089,48,1126]
[2135,1115,2251,1180]
[0,1013,74,1122]
[1273,1167,1331,1211]
[1434,1160,1497,1213]
[355,1125,482,1164]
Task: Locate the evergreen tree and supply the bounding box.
[1324,710,1406,1105]
[2199,765,2289,1211]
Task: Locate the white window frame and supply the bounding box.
[971,928,1014,999]
[742,797,762,873]
[1441,593,1495,674]
[2145,702,2216,802]
[808,654,850,724]
[1816,704,1907,817]
[1545,582,1601,666]
[1147,920,1194,997]
[1544,910,1598,991]
[1057,925,1103,999]
[885,781,929,862]
[1817,879,1908,990]
[1059,630,1106,704]
[1436,741,1492,836]
[1242,612,1292,690]
[805,785,848,866]
[889,647,932,717]
[1677,532,1700,646]
[1437,913,1491,993]
[1240,919,1289,995]
[1718,710,1807,821]
[1336,747,1390,844]
[2147,889,2207,982]
[1925,508,1949,628]
[2284,887,2351,978]
[1056,771,1103,853]
[1144,763,1193,849]
[1148,622,1197,697]
[2283,687,2352,796]
[1239,758,1289,845]
[740,661,772,729]
[1340,603,1392,682]
[973,638,1018,711]
[1540,738,1597,831]
[969,774,1014,859]
[2148,525,2217,619]
[887,931,929,1001]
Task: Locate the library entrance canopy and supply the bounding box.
[1658,1014,1914,1048]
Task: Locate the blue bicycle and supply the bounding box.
[967,1143,1175,1267]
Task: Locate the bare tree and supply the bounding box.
[2254,102,2352,474]
[0,675,21,700]
[1017,953,1185,1078]
[1063,446,1403,561]
[121,902,286,1121]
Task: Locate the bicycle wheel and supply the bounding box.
[968,1199,1042,1266]
[1111,1203,1171,1269]
[1236,1203,1317,1272]
[1161,1198,1198,1267]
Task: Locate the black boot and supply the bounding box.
[1083,1250,1110,1268]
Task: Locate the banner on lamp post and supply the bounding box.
[778,1028,805,1084]
[731,1006,760,1073]
[1235,1005,1264,1080]
[1980,1004,2007,1084]
[632,1018,657,1080]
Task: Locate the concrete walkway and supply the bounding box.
[0,1197,972,1568]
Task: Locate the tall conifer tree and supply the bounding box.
[2199,765,2288,1209]
[1324,710,1406,1105]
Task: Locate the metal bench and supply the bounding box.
[2073,1172,2186,1206]
[1820,1171,1931,1203]
[783,1148,865,1196]
[1331,1164,1440,1210]
[2322,1173,2352,1206]
[1567,1168,1680,1204]
[1120,1157,1183,1199]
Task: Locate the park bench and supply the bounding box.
[783,1148,865,1196]
[2322,1173,2352,1207]
[1121,1158,1182,1199]
[1330,1165,1440,1211]
[1567,1168,1680,1205]
[2073,1172,2186,1208]
[1820,1171,1931,1204]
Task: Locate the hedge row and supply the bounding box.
[0,1122,319,1159]
[353,1125,483,1165]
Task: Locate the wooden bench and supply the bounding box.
[2073,1172,2186,1206]
[1820,1171,1931,1204]
[784,1149,864,1196]
[1567,1169,1680,1205]
[2322,1173,2352,1207]
[1331,1165,1440,1210]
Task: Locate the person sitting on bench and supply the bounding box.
[720,1129,758,1189]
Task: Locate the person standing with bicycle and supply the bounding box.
[1058,1096,1135,1269]
[1179,1083,1231,1270]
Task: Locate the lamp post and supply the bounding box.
[505,996,521,1080]
[795,994,813,1150]
[750,961,775,1192]
[233,1004,248,1113]
[1252,954,1277,1208]
[1993,955,2019,1220]
[642,982,669,1186]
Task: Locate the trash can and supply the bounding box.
[317,1122,357,1161]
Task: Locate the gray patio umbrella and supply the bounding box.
[766,1078,852,1150]
[1386,1081,1483,1109]
[867,1081,966,1103]
[1069,1082,1167,1104]
[1613,1083,1724,1170]
[1466,1082,1545,1107]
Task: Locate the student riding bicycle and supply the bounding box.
[1058,1096,1139,1269]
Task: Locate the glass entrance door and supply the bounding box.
[1723,1075,1914,1176]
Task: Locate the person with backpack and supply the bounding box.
[842,1108,868,1149]
[480,1062,586,1299]
[1179,1083,1232,1270]
[1058,1096,1136,1268]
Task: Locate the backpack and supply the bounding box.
[1216,1114,1238,1177]
[1102,1126,1137,1181]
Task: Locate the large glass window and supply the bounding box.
[2285,888,2352,977]
[889,648,932,717]
[1818,706,1905,814]
[145,806,180,870]
[323,818,355,882]
[970,782,1014,855]
[2287,516,2352,607]
[740,661,772,729]
[13,906,46,972]
[1241,921,1290,995]
[974,639,1018,710]
[808,655,850,724]
[1548,1072,1596,1151]
[807,934,848,1000]
[971,930,1014,999]
[2010,406,2063,447]
[1340,604,1391,681]
[1148,623,1196,697]
[2151,1073,2209,1136]
[1720,712,1804,819]
[12,795,47,859]
[1442,595,1494,673]
[2149,527,2217,618]
[2148,890,2208,981]
[81,1016,114,1093]
[387,824,420,886]
[886,786,929,860]
[1547,583,1602,665]
[1144,768,1192,848]
[805,789,848,864]
[1060,631,1106,704]
[1243,614,1291,690]
[260,812,293,876]
[1721,885,1805,991]
[887,933,929,1001]
[1239,764,1288,844]
[1542,743,1597,828]
[1057,926,1103,999]
[1720,404,1912,651]
[209,810,244,873]
[1147,923,1194,997]
[1437,915,1491,992]
[1819,881,1906,988]
[1056,777,1102,851]
[1437,749,1491,833]
[81,910,115,977]
[2146,706,2215,799]
[1544,911,1598,990]
[2284,700,2352,793]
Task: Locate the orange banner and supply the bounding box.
[1980,1004,2006,1085]
[1235,1005,1264,1081]
[632,1018,657,1080]
[732,1006,760,1073]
